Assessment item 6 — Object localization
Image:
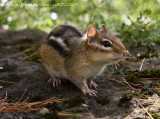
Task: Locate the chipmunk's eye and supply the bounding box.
[102,41,112,47]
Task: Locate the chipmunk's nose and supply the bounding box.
[123,50,129,57]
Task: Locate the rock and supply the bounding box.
[128,108,146,119]
[0,111,44,119]
[126,94,160,119]
[39,108,49,116]
[0,29,46,58]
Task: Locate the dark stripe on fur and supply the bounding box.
[47,25,83,46]
[46,40,69,57]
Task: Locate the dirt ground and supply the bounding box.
[0,29,160,119]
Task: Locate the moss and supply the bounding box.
[125,69,160,84]
[117,93,149,107]
[151,113,160,119]
[139,94,148,99]
[125,51,160,62]
[141,87,159,96]
[30,95,43,102]
[138,52,160,59]
[44,111,61,119]
[45,102,62,112]
[64,95,86,108]
[125,70,141,83]
[156,90,160,96]
[94,95,110,105]
[118,94,133,107]
[122,66,131,72]
[142,103,151,107]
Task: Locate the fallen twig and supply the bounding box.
[0,80,15,84]
[0,97,63,114]
[139,58,145,71]
[8,47,35,58]
[16,88,27,104]
[122,77,136,91]
[3,44,37,49]
[108,78,139,90]
[58,113,82,117]
[121,81,143,88]
[0,92,7,104]
[21,50,39,61]
[108,78,129,88]
[135,99,154,119]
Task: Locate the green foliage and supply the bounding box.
[0,0,160,47]
[117,14,160,47]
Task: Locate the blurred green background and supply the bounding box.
[0,0,160,47]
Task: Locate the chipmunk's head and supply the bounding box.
[84,24,129,64]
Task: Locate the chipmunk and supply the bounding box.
[40,24,129,96]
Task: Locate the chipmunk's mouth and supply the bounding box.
[110,54,124,60]
[110,50,129,60]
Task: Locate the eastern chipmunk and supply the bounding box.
[40,24,129,96]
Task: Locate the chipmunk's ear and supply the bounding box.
[87,26,98,38]
[101,24,107,32]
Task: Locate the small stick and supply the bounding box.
[21,50,39,61]
[114,63,117,69]
[58,113,82,117]
[3,44,37,49]
[16,89,27,104]
[121,81,143,87]
[139,58,145,71]
[108,78,136,90]
[135,99,154,119]
[2,92,8,103]
[0,80,15,84]
[122,77,135,91]
[109,78,142,90]
[8,47,35,58]
[21,97,29,104]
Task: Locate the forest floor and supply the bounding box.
[0,29,160,119]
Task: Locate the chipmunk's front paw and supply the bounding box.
[48,78,62,88]
[83,89,97,97]
[89,82,98,89]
